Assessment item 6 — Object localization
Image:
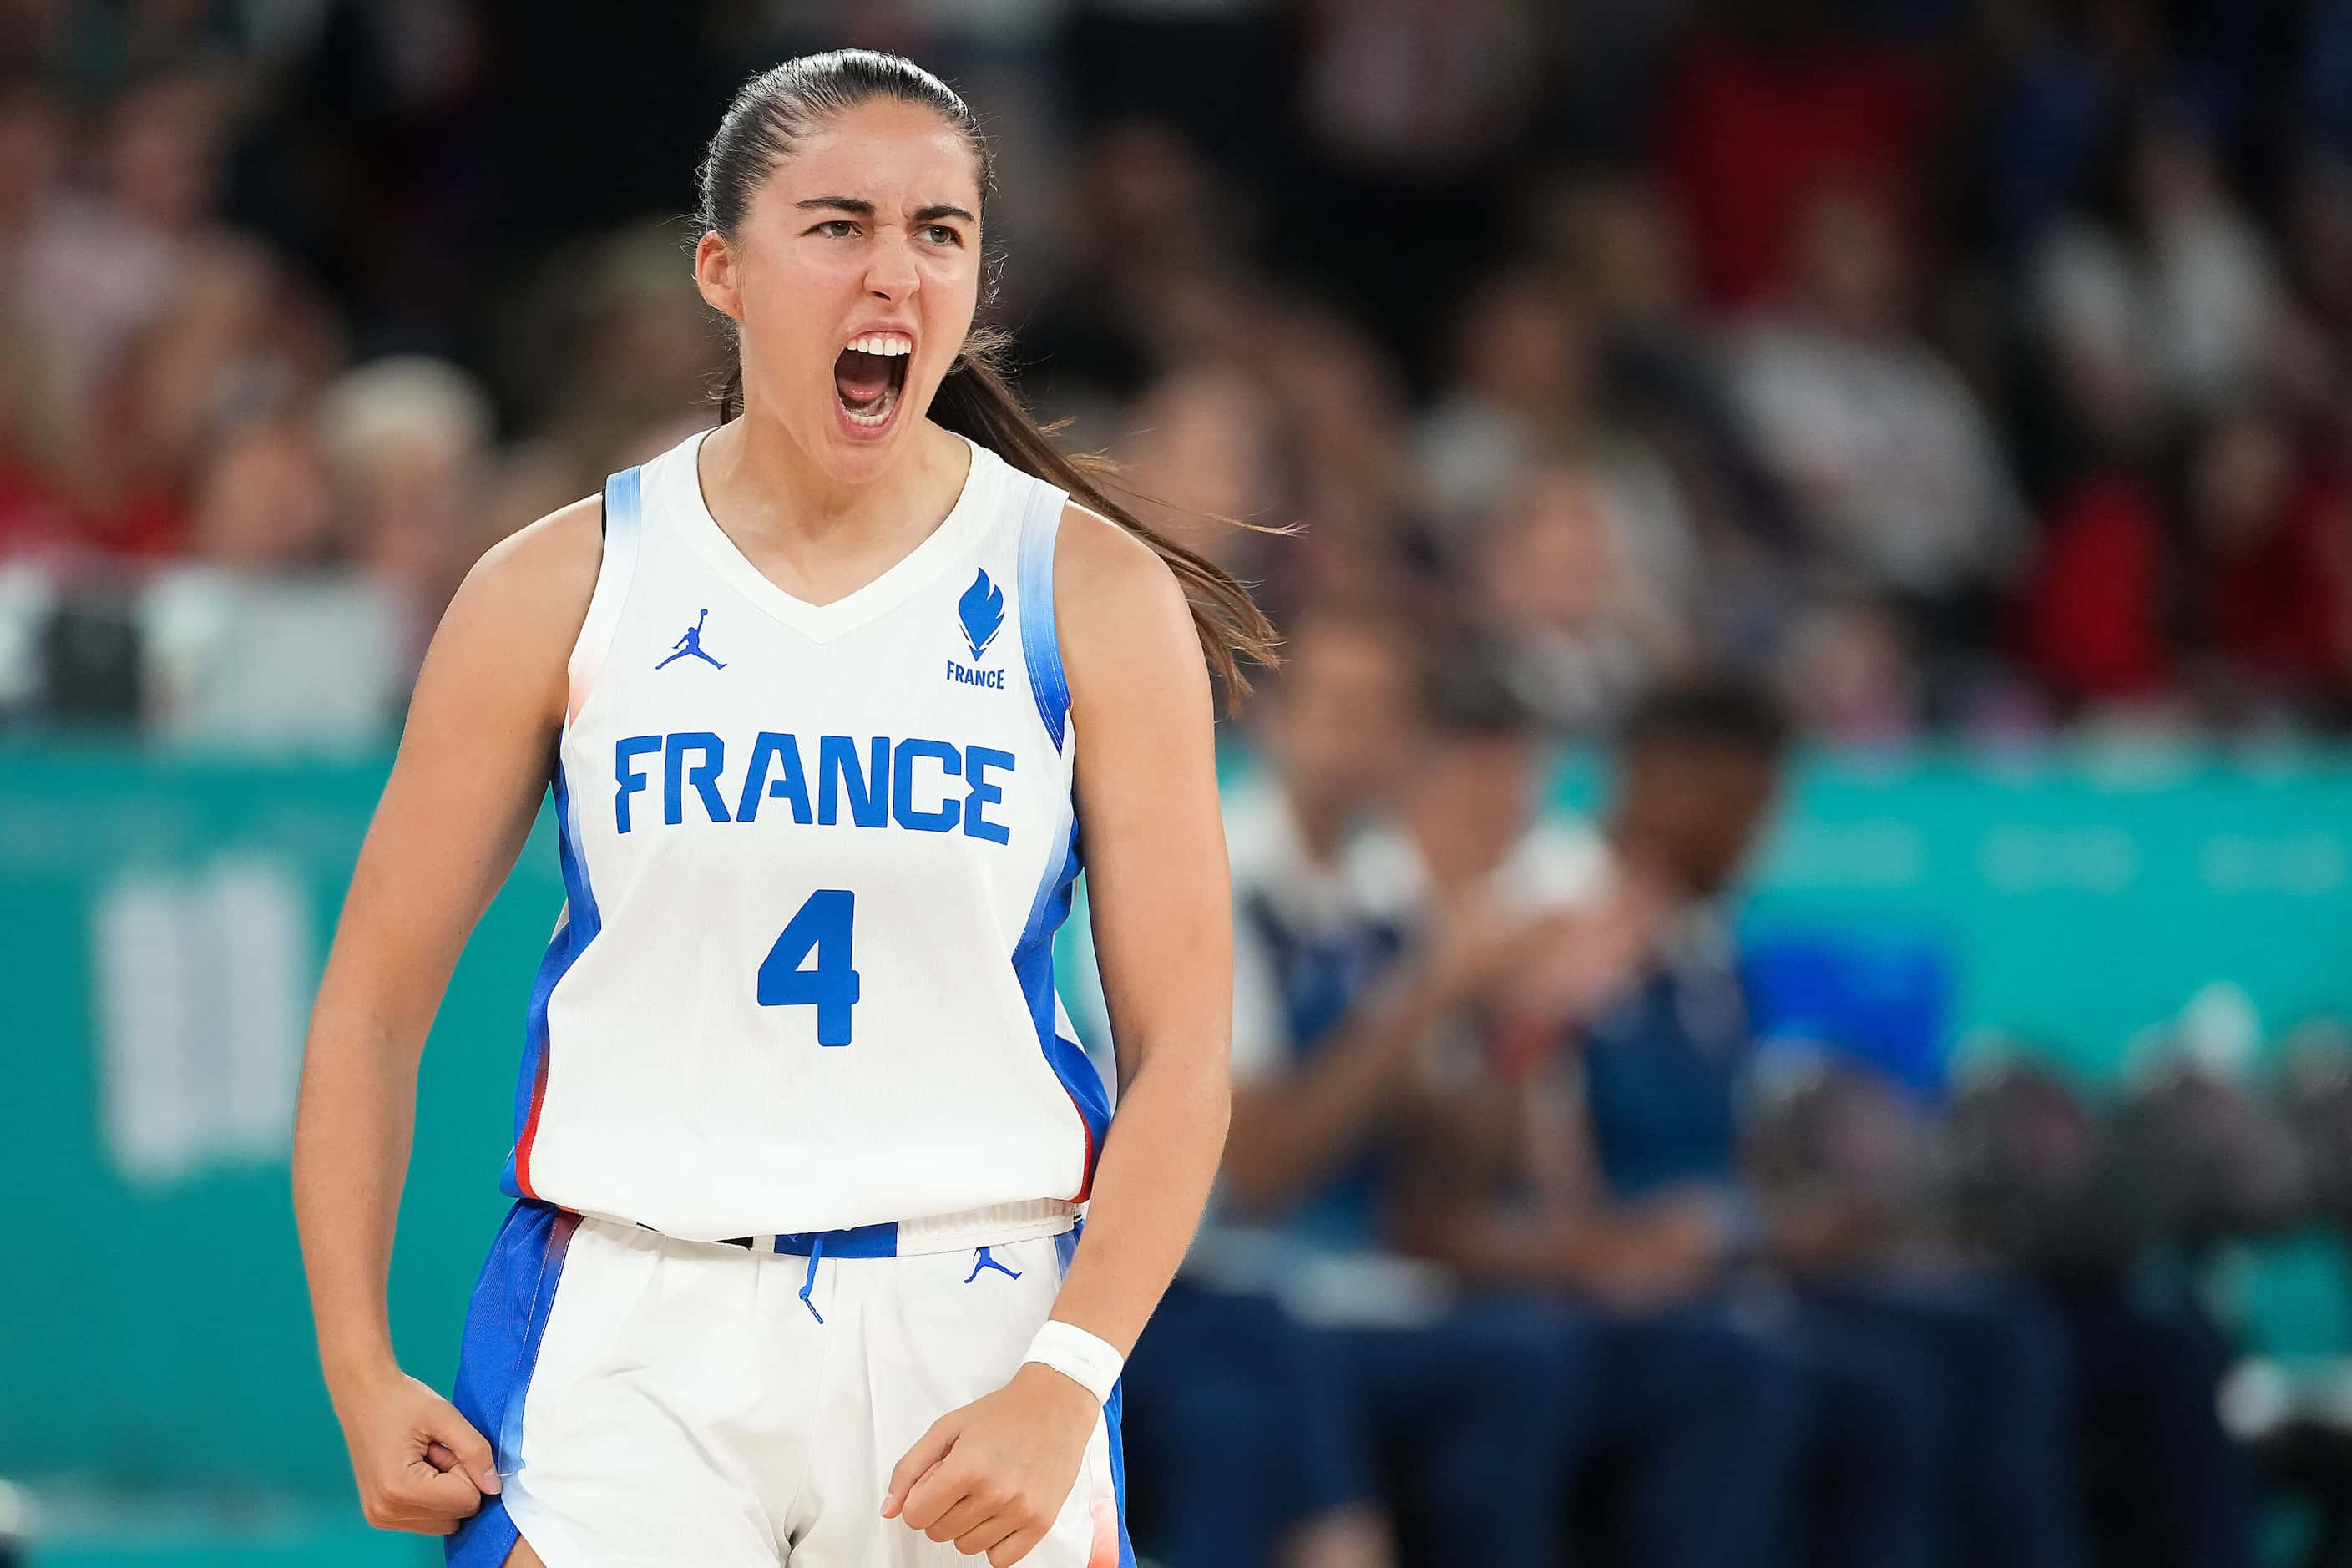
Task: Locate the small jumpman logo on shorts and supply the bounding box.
[963,1246,1022,1284]
[655,609,726,670]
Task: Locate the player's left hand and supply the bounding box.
[883,1362,1098,1565]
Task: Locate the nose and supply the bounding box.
[865,228,918,302]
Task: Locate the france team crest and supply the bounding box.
[949,568,1009,690]
[959,568,1005,661]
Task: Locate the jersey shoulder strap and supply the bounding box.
[1009,468,1071,756]
[566,464,645,724]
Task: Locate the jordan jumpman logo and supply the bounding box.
[655,609,726,670]
[962,1246,1022,1284]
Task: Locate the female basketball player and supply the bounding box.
[292,50,1272,1568]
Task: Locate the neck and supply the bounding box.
[701,405,965,545]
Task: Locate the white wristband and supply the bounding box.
[1022,1319,1124,1405]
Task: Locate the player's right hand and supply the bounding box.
[331,1366,502,1535]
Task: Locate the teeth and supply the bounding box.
[842,380,900,426]
[848,335,912,356]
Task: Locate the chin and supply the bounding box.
[815,375,939,481]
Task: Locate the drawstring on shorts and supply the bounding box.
[798,1233,826,1323]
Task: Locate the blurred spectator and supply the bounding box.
[1727,182,2028,611]
[1546,168,1804,558]
[2011,502,2171,715]
[1946,1055,2264,1568]
[1417,265,1595,522]
[1778,590,1926,744]
[2,1,2346,745]
[1201,609,1583,1565]
[1294,0,1544,179]
[2009,170,2185,719]
[0,308,78,558]
[483,220,724,532]
[48,235,337,562]
[1469,463,1692,736]
[1125,603,1409,1568]
[1376,655,1808,1568]
[18,64,235,427]
[1415,265,1698,617]
[2031,114,2282,420]
[2284,149,2352,342]
[1243,309,1433,616]
[2187,404,2352,720]
[185,410,330,569]
[1658,3,1936,312]
[1114,358,1282,582]
[315,353,493,655]
[1016,119,1264,421]
[2,10,2345,1563]
[0,73,68,278]
[1399,670,2089,1568]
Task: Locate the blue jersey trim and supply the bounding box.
[569,463,645,719]
[607,465,640,536]
[501,763,603,1201]
[1107,1378,1138,1568]
[447,1201,579,1568]
[773,1221,900,1258]
[1016,488,1070,754]
[1055,1223,1136,1567]
[1013,808,1108,1197]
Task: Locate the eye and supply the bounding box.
[809,220,859,238]
[921,225,964,247]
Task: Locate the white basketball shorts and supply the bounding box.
[445,1201,1132,1568]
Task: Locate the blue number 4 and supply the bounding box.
[757,889,861,1045]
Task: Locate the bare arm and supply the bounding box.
[1038,505,1232,1353]
[291,498,599,1532]
[886,504,1234,1561]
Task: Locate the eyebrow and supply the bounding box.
[795,196,977,225]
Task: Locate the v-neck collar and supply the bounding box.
[666,426,996,643]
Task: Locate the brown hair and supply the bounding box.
[696,48,1279,701]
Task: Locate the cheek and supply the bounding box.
[918,259,980,338]
[740,265,842,378]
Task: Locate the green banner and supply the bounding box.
[3,741,2349,1520]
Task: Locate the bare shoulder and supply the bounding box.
[459,493,604,625]
[1053,500,1196,681]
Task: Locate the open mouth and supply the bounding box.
[834,335,912,428]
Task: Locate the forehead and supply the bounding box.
[761,98,982,213]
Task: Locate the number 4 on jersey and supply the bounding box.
[757,888,861,1046]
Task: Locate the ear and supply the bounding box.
[694,230,741,323]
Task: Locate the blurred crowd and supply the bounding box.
[7,5,2352,1567]
[1123,627,2352,1568]
[5,0,2352,738]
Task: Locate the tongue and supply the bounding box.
[835,348,892,410]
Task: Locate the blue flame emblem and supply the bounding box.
[957,569,1005,663]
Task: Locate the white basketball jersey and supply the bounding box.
[500,427,1105,1241]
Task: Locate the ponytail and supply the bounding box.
[927,333,1281,706]
[711,331,1281,706]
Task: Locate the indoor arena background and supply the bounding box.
[4,2,2352,1565]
